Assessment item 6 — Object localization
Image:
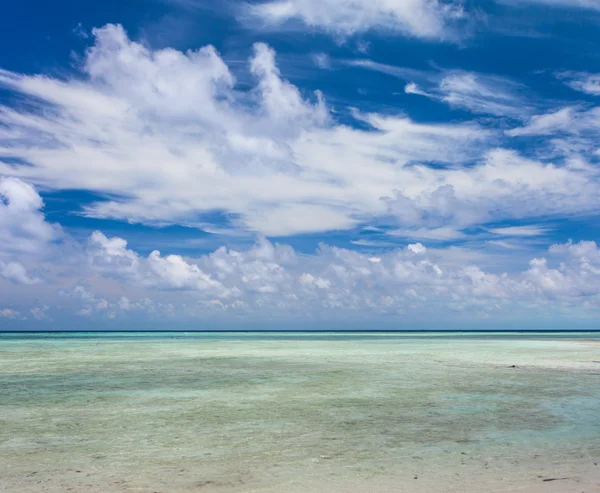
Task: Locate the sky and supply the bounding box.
[1,0,600,330]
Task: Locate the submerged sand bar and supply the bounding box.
[1,332,600,492]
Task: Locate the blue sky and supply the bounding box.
[2,0,600,329]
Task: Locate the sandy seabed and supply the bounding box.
[1,334,600,492]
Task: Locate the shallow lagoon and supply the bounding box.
[1,332,600,492]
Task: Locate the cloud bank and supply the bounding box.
[0,177,599,327]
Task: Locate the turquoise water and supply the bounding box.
[2,330,600,340]
[1,333,600,492]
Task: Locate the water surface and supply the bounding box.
[1,332,599,492]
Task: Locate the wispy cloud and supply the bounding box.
[348,60,535,119]
[558,71,600,96]
[487,225,551,237]
[404,71,535,118]
[507,106,600,136]
[345,59,434,83]
[498,0,600,11]
[240,0,467,41]
[434,72,533,118]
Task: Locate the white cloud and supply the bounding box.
[390,227,465,241]
[380,148,600,239]
[404,71,532,118]
[1,199,600,322]
[354,60,534,118]
[0,308,20,319]
[88,231,233,296]
[436,72,531,118]
[0,25,599,250]
[73,23,90,39]
[96,299,109,310]
[506,107,590,136]
[241,0,466,40]
[408,243,427,254]
[405,82,431,97]
[485,240,521,250]
[506,106,600,159]
[299,272,331,289]
[312,53,331,69]
[77,307,92,316]
[346,58,433,82]
[500,0,600,10]
[488,226,550,237]
[243,203,356,236]
[250,42,329,124]
[81,232,600,312]
[71,285,97,302]
[147,250,229,293]
[0,25,496,237]
[0,177,61,256]
[559,72,600,96]
[0,260,40,285]
[118,296,131,310]
[550,239,600,261]
[87,231,140,278]
[30,305,50,320]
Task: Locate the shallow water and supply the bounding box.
[1,333,600,492]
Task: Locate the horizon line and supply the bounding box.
[2,329,600,334]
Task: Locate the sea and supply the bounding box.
[1,331,600,492]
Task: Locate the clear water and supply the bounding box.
[1,332,600,492]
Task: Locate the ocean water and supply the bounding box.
[1,332,600,492]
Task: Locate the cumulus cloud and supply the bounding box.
[408,243,427,254]
[1,187,600,324]
[64,284,153,318]
[30,306,50,321]
[379,149,600,239]
[0,308,20,319]
[0,177,61,256]
[0,260,40,285]
[88,231,233,296]
[241,0,466,40]
[66,230,600,317]
[76,307,93,317]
